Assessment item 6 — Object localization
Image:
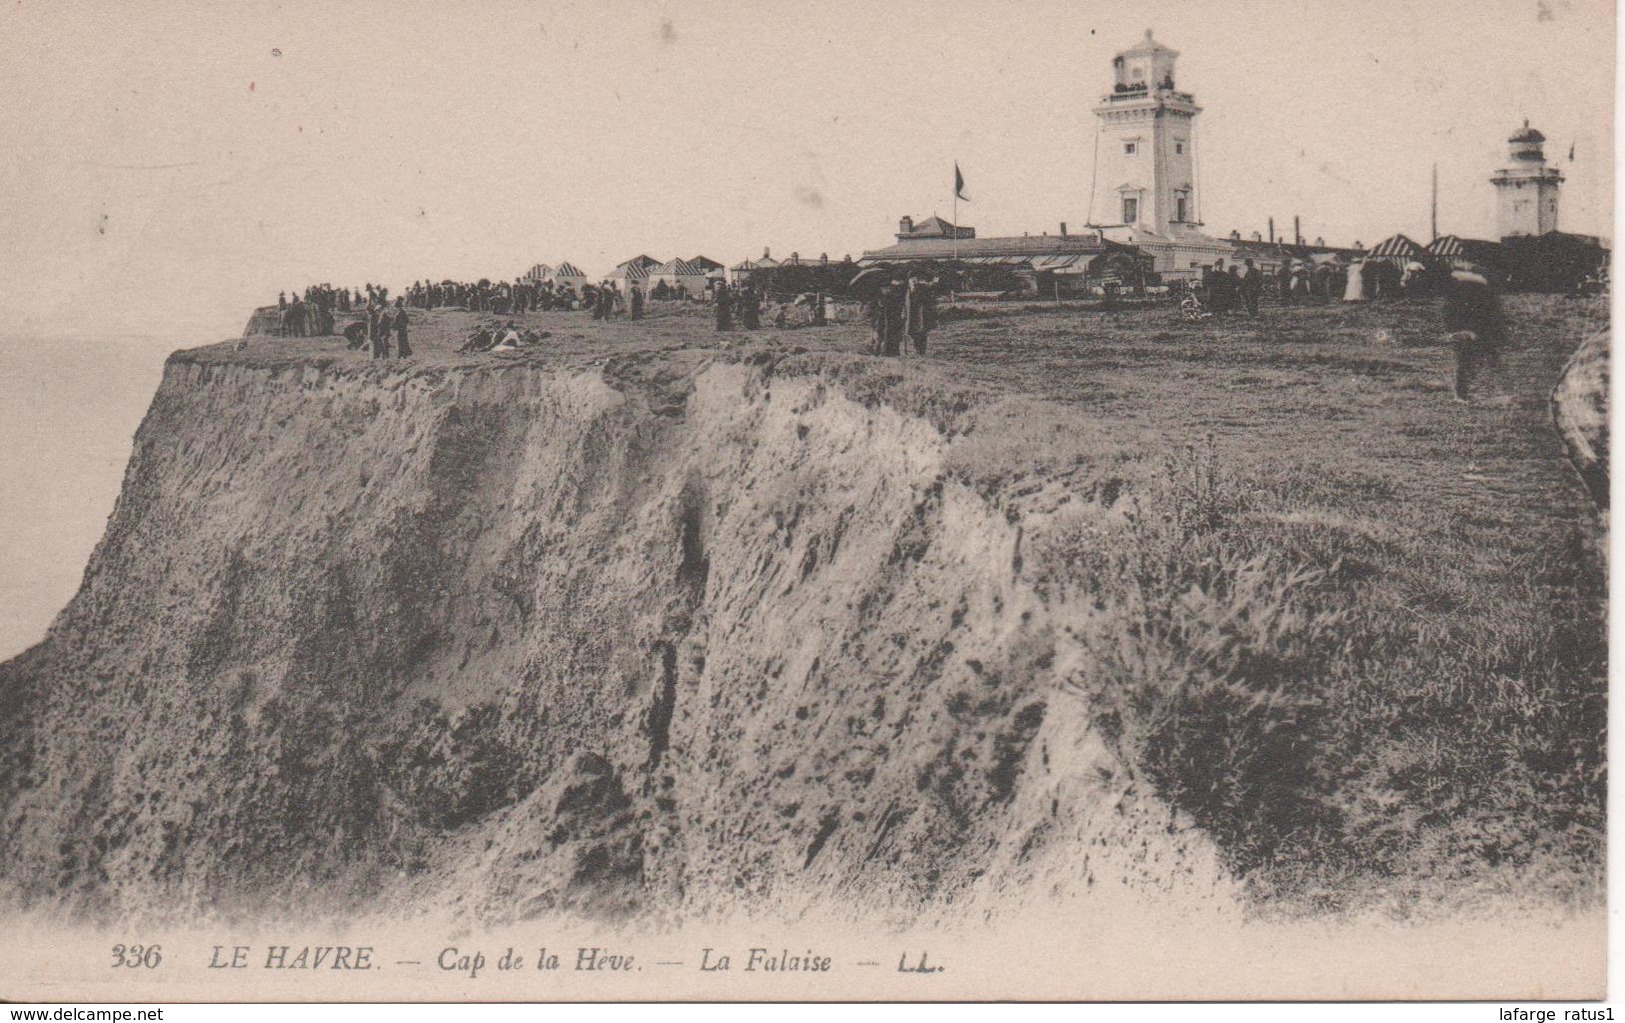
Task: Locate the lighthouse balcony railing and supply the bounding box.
[1101,88,1196,105]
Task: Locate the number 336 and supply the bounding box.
[111,944,162,969]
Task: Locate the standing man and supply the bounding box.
[629,285,645,321]
[868,287,888,353]
[1240,259,1262,317]
[882,280,906,356]
[369,300,389,359]
[1226,265,1245,317]
[1276,261,1294,306]
[393,300,412,358]
[714,282,734,331]
[905,276,937,354]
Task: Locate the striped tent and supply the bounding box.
[652,257,701,276]
[1427,235,1466,259]
[545,262,588,288]
[1366,234,1430,264]
[607,261,652,282]
[648,257,709,297]
[1427,234,1506,276]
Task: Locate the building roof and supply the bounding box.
[549,261,586,279]
[687,255,725,272]
[862,233,1112,263]
[615,254,661,272]
[898,215,975,240]
[1509,120,1545,144]
[607,262,651,280]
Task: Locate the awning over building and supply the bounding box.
[1031,254,1084,270]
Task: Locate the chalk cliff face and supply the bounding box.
[0,348,1227,923]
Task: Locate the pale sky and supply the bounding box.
[0,0,1614,341]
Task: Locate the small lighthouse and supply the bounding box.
[1491,120,1563,238]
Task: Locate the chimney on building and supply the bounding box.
[898,215,914,235]
[1250,231,1261,242]
[1315,236,1325,247]
[1060,222,1068,237]
[820,252,828,264]
[1268,217,1276,243]
[1230,229,1241,240]
[1294,216,1302,246]
[763,247,771,259]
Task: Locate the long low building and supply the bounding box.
[859,219,1154,295]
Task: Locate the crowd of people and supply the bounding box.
[711,282,837,334]
[402,279,554,314]
[1185,259,1351,319]
[258,251,1510,405]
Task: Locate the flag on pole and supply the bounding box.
[954,162,969,202]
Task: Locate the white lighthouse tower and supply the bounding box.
[1491,120,1563,238]
[1091,30,1229,275]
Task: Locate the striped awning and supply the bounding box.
[1367,234,1428,261]
[1428,235,1465,257]
[608,263,650,280]
[550,262,586,279]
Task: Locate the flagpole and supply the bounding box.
[952,164,959,306]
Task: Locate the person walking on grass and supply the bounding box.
[1442,265,1508,401]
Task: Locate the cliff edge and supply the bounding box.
[0,341,1228,924]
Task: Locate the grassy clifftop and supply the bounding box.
[0,293,1606,923]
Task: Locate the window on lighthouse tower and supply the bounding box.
[1122,197,1139,224]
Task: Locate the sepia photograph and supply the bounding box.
[0,0,1613,1005]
